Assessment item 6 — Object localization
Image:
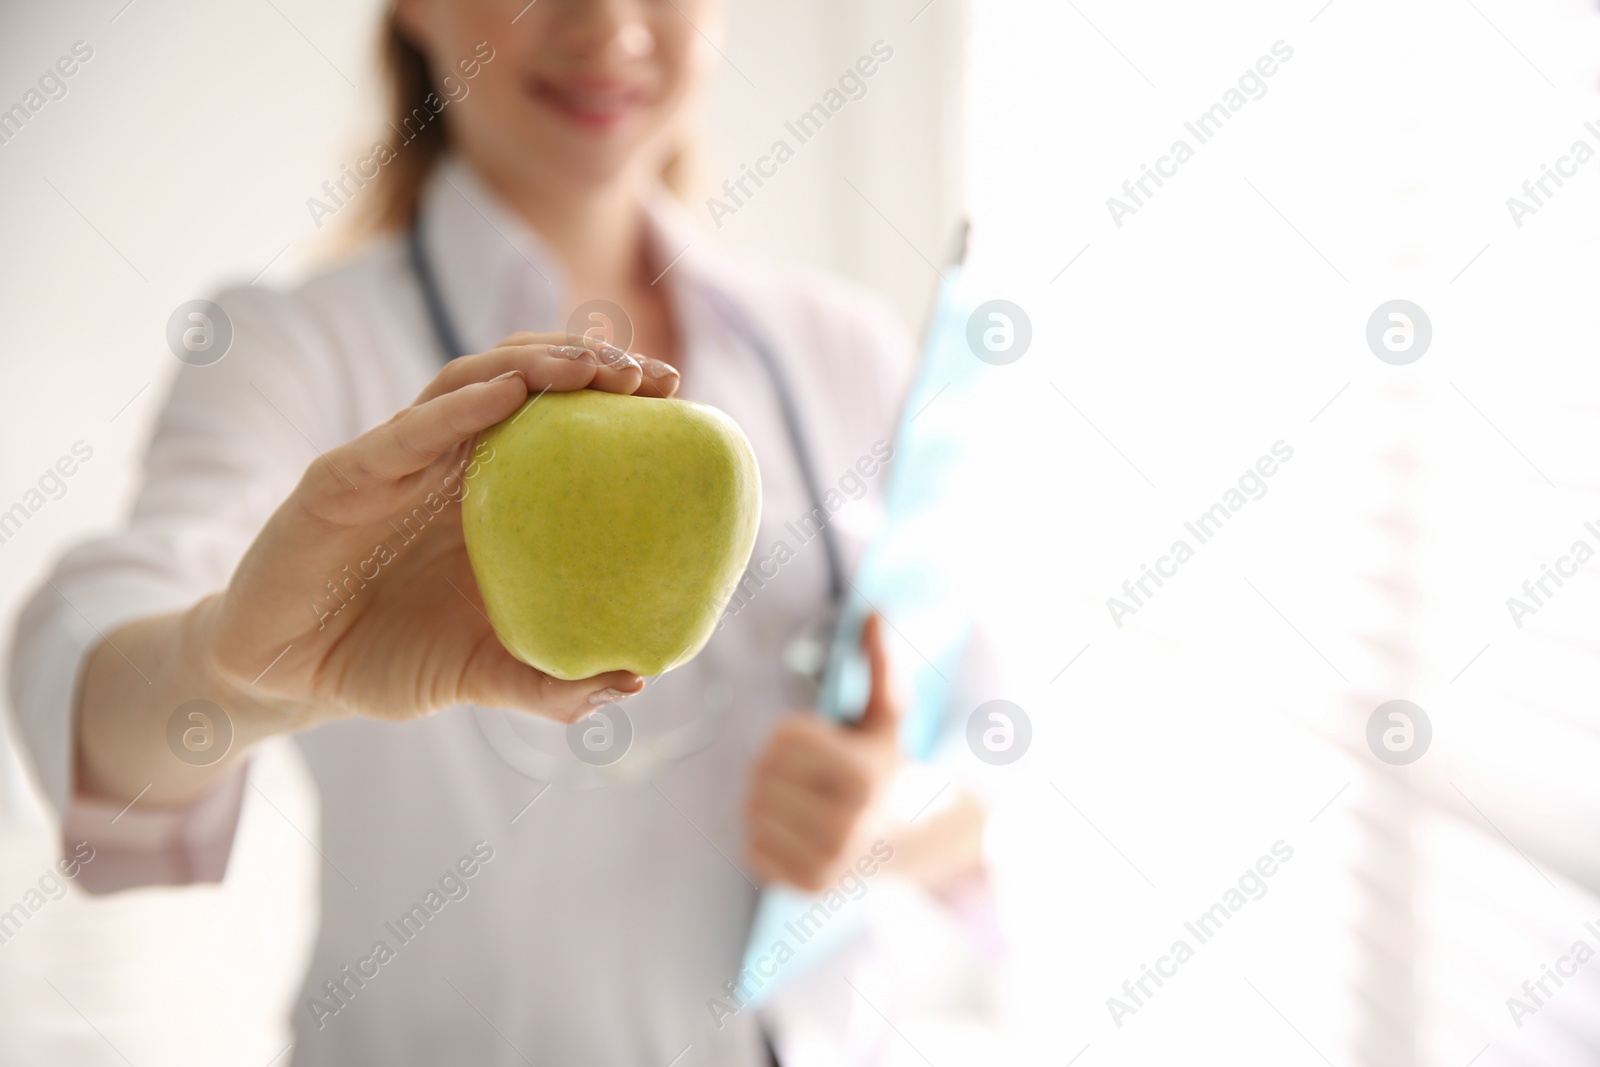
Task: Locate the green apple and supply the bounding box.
[462,389,761,680]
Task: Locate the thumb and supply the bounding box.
[856,613,901,736]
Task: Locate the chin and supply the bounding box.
[548,150,645,191]
[527,122,663,188]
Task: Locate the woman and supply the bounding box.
[9,1,986,1064]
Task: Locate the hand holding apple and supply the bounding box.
[76,331,698,810]
[201,332,679,730]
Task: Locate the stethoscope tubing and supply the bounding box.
[406,222,848,612]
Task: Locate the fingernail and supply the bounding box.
[592,341,641,371]
[489,369,524,384]
[638,356,678,380]
[548,345,599,364]
[588,687,631,706]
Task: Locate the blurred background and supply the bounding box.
[4,0,1600,1064]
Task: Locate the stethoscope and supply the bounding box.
[408,223,847,782]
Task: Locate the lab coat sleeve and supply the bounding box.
[7,283,346,891]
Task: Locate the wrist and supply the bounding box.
[184,593,319,743]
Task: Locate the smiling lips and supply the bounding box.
[528,75,650,131]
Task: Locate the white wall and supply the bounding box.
[701,1,967,328]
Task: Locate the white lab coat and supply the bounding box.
[7,157,945,1066]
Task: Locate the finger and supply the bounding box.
[746,847,787,888]
[492,331,594,350]
[334,372,529,486]
[413,336,611,405]
[746,815,831,890]
[579,340,647,397]
[463,643,645,723]
[747,774,855,855]
[856,614,900,735]
[761,724,873,806]
[569,334,679,399]
[633,356,681,399]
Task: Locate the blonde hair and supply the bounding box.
[352,10,694,237]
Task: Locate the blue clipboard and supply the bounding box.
[736,257,989,1008]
